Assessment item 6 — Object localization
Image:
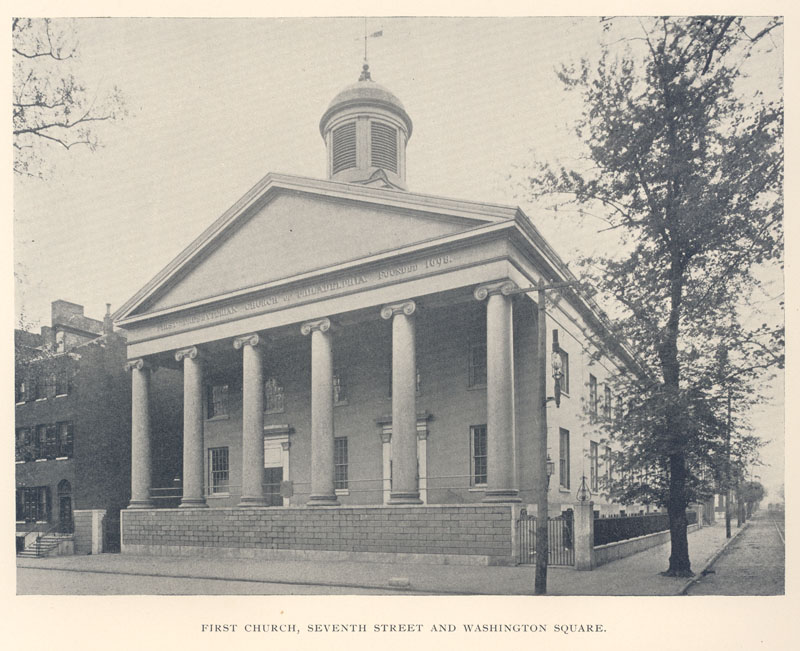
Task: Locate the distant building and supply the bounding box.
[15,300,180,555]
[113,65,646,565]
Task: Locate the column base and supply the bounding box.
[389,491,423,505]
[307,494,339,507]
[179,498,208,508]
[238,496,269,508]
[482,490,522,503]
[127,499,154,509]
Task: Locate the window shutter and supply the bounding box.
[332,122,357,174]
[370,122,398,173]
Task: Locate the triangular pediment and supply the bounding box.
[122,175,512,319]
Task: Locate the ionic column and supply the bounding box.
[381,300,422,504]
[474,281,520,502]
[301,318,338,506]
[175,346,207,508]
[126,358,153,509]
[234,334,267,507]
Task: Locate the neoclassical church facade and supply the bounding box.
[114,64,637,563]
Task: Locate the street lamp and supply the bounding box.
[546,454,555,489]
[551,332,564,408]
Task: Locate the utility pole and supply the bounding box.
[509,279,580,595]
[725,386,732,539]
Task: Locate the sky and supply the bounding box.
[12,16,785,497]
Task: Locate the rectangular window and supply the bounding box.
[208,447,229,494]
[15,428,33,462]
[605,445,612,487]
[264,377,285,414]
[206,384,229,419]
[16,486,49,522]
[55,361,71,395]
[35,424,48,459]
[57,421,74,458]
[471,425,488,486]
[616,395,624,428]
[559,428,570,489]
[469,342,487,387]
[590,441,599,492]
[44,372,57,399]
[34,372,46,400]
[15,377,26,403]
[604,385,612,421]
[559,348,570,394]
[333,368,346,405]
[589,374,598,423]
[334,437,348,490]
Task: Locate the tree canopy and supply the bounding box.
[13,17,126,177]
[525,16,783,575]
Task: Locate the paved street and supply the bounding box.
[685,511,784,596]
[17,566,405,595]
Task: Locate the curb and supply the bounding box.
[677,520,751,595]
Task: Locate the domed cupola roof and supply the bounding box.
[319,65,413,138]
[319,64,413,190]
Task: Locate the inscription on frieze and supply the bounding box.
[151,254,455,336]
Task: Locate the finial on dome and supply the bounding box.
[359,63,372,82]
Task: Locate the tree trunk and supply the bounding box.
[664,451,693,576]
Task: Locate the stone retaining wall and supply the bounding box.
[594,522,701,567]
[121,505,514,565]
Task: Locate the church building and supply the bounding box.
[114,64,639,565]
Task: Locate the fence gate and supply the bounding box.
[516,509,575,566]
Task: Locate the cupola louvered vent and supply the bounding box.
[332,123,357,174]
[370,122,398,173]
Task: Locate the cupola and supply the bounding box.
[319,64,412,190]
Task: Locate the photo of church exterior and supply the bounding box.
[114,63,641,565]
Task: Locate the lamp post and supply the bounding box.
[546,454,555,489]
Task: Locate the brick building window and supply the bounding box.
[468,342,487,387]
[264,377,284,414]
[590,441,599,492]
[206,384,229,419]
[16,486,49,522]
[559,428,570,489]
[208,447,229,494]
[15,428,33,462]
[589,375,598,423]
[334,437,348,490]
[471,424,488,486]
[55,361,71,396]
[57,421,74,458]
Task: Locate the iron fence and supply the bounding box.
[517,509,574,566]
[593,512,697,546]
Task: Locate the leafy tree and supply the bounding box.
[525,17,783,576]
[13,17,126,177]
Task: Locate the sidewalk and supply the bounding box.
[16,519,744,595]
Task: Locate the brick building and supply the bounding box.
[15,300,180,554]
[114,65,642,564]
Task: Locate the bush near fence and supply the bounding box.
[594,510,697,547]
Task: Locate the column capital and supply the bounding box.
[233,333,263,350]
[280,441,291,451]
[473,280,517,301]
[125,358,153,372]
[380,429,392,444]
[380,300,416,320]
[174,346,200,362]
[300,317,331,336]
